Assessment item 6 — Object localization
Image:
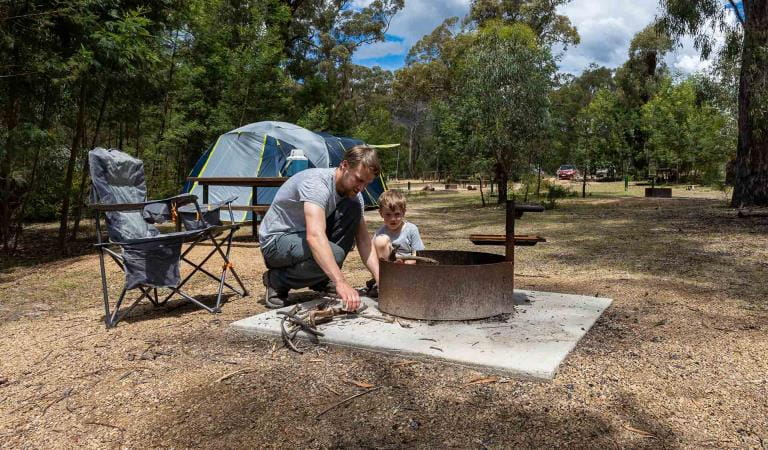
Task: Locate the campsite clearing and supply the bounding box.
[0,182,766,447]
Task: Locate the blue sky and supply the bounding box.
[351,0,737,75]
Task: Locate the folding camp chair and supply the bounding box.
[88,148,248,328]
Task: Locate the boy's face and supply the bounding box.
[380,205,405,231]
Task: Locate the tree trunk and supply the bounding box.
[0,61,20,251]
[58,81,86,250]
[582,163,587,198]
[480,177,486,207]
[157,31,179,145]
[135,115,141,158]
[12,146,42,251]
[71,86,110,241]
[11,84,53,251]
[731,1,768,207]
[498,171,508,204]
[536,165,542,197]
[408,123,416,177]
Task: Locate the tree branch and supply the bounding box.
[727,0,745,26]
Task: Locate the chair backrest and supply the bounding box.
[89,148,159,242]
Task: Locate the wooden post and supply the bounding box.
[407,181,411,193]
[252,186,258,237]
[505,200,515,262]
[203,185,209,204]
[479,177,486,207]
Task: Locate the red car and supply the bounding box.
[556,164,577,180]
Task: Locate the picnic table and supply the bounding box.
[186,176,288,238]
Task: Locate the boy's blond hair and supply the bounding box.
[378,189,407,212]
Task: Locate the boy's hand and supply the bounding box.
[335,280,360,311]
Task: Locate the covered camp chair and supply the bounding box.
[88,148,248,328]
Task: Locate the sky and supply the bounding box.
[351,0,734,76]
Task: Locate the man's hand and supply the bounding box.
[335,280,360,311]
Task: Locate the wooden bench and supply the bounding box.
[187,176,289,237]
[469,234,546,246]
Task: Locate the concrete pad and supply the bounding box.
[231,290,612,381]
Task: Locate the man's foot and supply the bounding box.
[263,271,290,309]
[310,280,337,296]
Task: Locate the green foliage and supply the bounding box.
[468,0,580,48]
[641,77,736,183]
[456,22,556,181]
[544,183,572,209]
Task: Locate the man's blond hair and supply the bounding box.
[378,189,407,213]
[344,145,381,175]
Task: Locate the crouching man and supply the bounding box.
[259,146,381,311]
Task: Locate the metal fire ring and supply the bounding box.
[378,250,514,321]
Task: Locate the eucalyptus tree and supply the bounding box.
[660,0,768,206]
[575,88,629,196]
[0,1,65,250]
[614,24,673,175]
[642,77,736,183]
[276,0,404,132]
[457,22,556,203]
[549,64,614,172]
[393,17,467,177]
[467,0,580,48]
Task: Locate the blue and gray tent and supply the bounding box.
[184,121,388,222]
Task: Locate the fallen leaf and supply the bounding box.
[465,376,499,385]
[344,379,375,389]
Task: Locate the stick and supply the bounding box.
[359,314,394,323]
[83,421,126,432]
[316,386,382,418]
[41,387,73,415]
[214,368,254,384]
[33,350,54,366]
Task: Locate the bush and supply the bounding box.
[544,184,572,209]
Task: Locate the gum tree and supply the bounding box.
[457,22,556,203]
[659,0,768,207]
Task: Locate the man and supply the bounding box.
[259,145,381,311]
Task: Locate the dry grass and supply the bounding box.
[1,181,767,448]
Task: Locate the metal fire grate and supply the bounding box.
[378,201,545,321]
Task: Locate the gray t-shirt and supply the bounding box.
[259,168,364,248]
[374,222,425,256]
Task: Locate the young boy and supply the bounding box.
[372,189,424,264]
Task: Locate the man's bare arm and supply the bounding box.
[304,202,360,310]
[356,215,380,285]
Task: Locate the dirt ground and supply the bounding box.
[1,182,767,448]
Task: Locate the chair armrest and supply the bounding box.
[146,194,198,208]
[89,194,199,212]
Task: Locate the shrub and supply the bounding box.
[544,184,571,209]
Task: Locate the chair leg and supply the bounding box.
[208,229,248,297]
[107,287,128,328]
[172,289,220,313]
[97,248,113,329]
[156,227,248,314]
[178,258,244,296]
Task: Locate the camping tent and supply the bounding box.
[184,121,387,222]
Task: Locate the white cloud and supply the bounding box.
[353,0,471,64]
[672,53,712,73]
[353,0,730,75]
[354,40,409,59]
[555,0,728,75]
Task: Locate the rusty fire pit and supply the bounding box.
[378,201,545,321]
